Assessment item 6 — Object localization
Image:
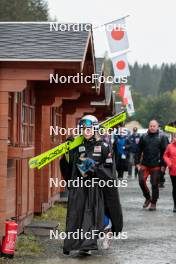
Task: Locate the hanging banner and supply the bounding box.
[105,17,129,53]
[118,84,125,97]
[123,86,135,116]
[112,53,130,78]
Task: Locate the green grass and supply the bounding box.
[0,235,42,263]
[0,203,67,262]
[34,202,67,231]
[15,234,43,257]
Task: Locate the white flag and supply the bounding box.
[123,86,135,116]
[112,53,130,78]
[106,18,129,53]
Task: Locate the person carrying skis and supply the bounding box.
[60,115,123,255]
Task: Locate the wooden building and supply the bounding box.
[91,57,114,119]
[0,22,113,236]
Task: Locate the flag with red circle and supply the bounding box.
[106,18,129,53]
[123,86,135,116]
[118,84,125,97]
[112,53,130,78]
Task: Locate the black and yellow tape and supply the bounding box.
[164,125,176,133]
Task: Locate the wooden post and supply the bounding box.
[0,91,8,236]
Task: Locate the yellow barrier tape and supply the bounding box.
[164,125,176,133]
[101,112,126,128]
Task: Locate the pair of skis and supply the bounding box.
[29,111,127,170]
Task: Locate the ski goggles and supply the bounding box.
[79,119,96,128]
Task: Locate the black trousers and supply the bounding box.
[138,166,160,203]
[160,171,166,183]
[115,155,126,179]
[128,152,138,177]
[170,176,176,206]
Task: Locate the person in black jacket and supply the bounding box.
[60,115,123,255]
[135,120,168,211]
[128,127,140,178]
[113,132,129,179]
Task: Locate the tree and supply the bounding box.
[159,64,176,93]
[104,53,114,77]
[129,62,162,96]
[134,90,176,127]
[0,0,49,21]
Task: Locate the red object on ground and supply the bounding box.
[1,221,18,258]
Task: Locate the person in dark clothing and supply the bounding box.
[101,128,113,152]
[128,127,140,178]
[159,170,166,188]
[60,115,123,255]
[114,131,129,179]
[135,120,168,211]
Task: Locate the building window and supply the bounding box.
[8,93,14,144]
[18,88,35,146]
[51,107,62,144]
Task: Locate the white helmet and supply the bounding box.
[79,115,98,128]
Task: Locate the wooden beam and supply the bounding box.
[0,92,8,236]
[75,107,96,114]
[0,61,81,71]
[37,92,81,106]
[37,97,55,106]
[38,89,80,98]
[0,69,54,81]
[51,97,62,107]
[51,93,81,107]
[0,80,27,92]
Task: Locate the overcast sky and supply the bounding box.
[48,0,176,66]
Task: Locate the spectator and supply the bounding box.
[128,127,140,178]
[114,129,129,179]
[136,120,168,211]
[163,133,176,212]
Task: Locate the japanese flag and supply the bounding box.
[118,84,125,97]
[112,53,130,78]
[123,86,135,116]
[106,18,129,53]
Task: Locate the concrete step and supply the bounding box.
[24,220,59,236]
[58,191,68,202]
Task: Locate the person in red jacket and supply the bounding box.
[163,133,176,212]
